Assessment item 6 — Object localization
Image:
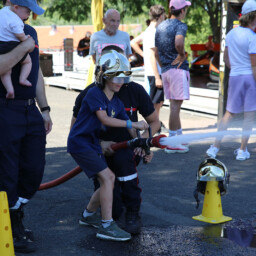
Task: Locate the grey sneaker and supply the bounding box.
[96,221,131,241]
[79,213,101,228]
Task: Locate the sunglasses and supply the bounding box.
[104,71,132,77]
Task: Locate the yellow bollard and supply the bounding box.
[193,180,232,224]
[85,57,95,87]
[0,191,15,256]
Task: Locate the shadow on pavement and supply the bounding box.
[17,142,256,256]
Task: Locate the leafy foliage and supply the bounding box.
[185,7,212,62]
[45,0,91,23]
[190,0,221,42]
[0,0,219,45]
[44,0,165,23]
[44,0,220,41]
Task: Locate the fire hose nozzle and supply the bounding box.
[126,134,167,149]
[150,134,167,149]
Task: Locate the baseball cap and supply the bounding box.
[169,0,191,10]
[10,0,45,15]
[241,0,256,15]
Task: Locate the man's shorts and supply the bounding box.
[227,74,256,113]
[161,68,190,100]
[147,76,164,104]
[70,151,107,178]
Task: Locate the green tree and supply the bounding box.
[190,0,221,42]
[45,0,91,23]
[185,7,212,62]
[45,0,160,23]
[0,0,217,44]
[44,0,220,41]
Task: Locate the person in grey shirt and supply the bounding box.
[89,9,132,64]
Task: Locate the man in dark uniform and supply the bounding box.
[0,0,52,253]
[77,31,91,57]
[70,47,160,234]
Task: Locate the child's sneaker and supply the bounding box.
[96,221,131,241]
[164,144,189,153]
[206,145,219,158]
[234,148,250,161]
[79,213,101,228]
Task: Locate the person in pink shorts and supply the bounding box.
[206,0,256,161]
[155,0,191,153]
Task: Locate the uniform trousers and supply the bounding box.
[0,99,46,207]
[94,148,141,219]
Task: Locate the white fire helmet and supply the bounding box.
[95,50,132,87]
[194,158,230,208]
[196,158,229,196]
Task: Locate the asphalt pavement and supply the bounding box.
[16,85,256,256]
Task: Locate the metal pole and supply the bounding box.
[64,38,74,71]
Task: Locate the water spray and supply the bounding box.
[159,129,256,147]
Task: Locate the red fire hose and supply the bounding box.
[38,134,166,191]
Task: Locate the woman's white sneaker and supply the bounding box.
[206,145,219,158]
[234,148,250,161]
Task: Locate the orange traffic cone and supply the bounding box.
[193,180,232,224]
[0,191,15,256]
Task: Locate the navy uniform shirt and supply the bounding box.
[73,82,155,142]
[68,86,129,153]
[0,24,39,99]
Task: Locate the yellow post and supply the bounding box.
[91,0,104,32]
[85,57,95,87]
[0,192,15,256]
[193,180,232,224]
[86,0,104,87]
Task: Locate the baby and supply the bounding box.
[0,0,44,98]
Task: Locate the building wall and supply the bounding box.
[34,24,142,51]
